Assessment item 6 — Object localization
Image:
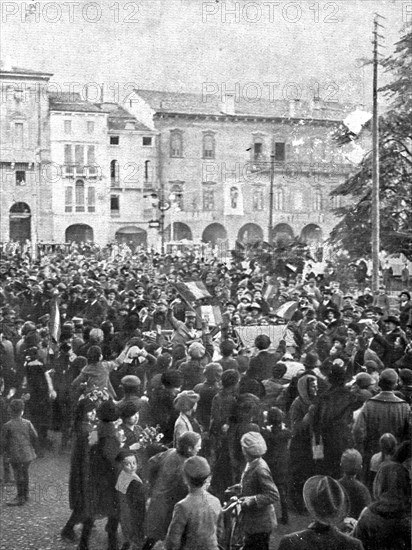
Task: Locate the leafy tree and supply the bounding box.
[329,24,412,259]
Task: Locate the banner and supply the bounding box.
[197,305,222,327]
[174,281,211,302]
[235,325,294,350]
[49,298,61,343]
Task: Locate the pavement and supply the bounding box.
[0,432,309,550]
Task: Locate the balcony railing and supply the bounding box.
[249,160,352,175]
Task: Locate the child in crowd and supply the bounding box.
[339,448,371,520]
[369,433,397,486]
[165,456,223,550]
[115,449,146,550]
[262,407,291,524]
[119,401,143,450]
[1,399,38,506]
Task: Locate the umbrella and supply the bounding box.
[274,301,299,320]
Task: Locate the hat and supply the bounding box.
[384,315,400,325]
[247,302,262,311]
[364,359,379,371]
[379,368,398,388]
[185,310,197,318]
[340,449,362,475]
[303,476,348,525]
[303,352,319,369]
[119,401,140,418]
[174,390,200,412]
[97,400,119,422]
[183,456,211,480]
[355,372,374,389]
[400,290,411,300]
[347,323,360,335]
[240,431,267,457]
[188,342,205,359]
[399,368,412,386]
[161,370,182,388]
[121,375,141,388]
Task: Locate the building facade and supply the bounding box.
[0,67,53,246]
[125,89,362,251]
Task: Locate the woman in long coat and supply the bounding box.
[289,374,317,513]
[143,431,201,550]
[60,398,96,542]
[77,400,122,550]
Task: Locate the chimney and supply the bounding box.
[221,93,236,116]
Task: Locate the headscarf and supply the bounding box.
[297,374,317,406]
[371,461,411,516]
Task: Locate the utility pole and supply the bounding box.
[268,151,275,245]
[371,13,385,292]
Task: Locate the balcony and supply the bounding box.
[248,160,352,176]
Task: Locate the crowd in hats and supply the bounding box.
[0,243,411,550]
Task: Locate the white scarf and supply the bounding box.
[115,470,142,495]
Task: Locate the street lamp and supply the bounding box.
[268,151,275,245]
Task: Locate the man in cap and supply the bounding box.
[278,476,363,549]
[353,368,410,484]
[382,315,408,367]
[236,431,279,550]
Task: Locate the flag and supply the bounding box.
[274,301,299,320]
[174,281,211,302]
[263,284,275,302]
[49,298,61,343]
[197,305,222,327]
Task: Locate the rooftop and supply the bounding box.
[49,92,106,113]
[97,102,153,132]
[134,88,356,122]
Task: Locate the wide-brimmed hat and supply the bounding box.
[174,390,199,412]
[384,315,400,325]
[399,290,411,300]
[303,476,348,524]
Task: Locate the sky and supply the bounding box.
[1,0,409,107]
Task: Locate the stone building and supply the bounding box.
[49,92,110,245]
[124,89,360,251]
[98,102,159,249]
[0,67,52,246]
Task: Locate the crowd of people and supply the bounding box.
[0,243,411,550]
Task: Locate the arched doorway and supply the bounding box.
[115,226,147,248]
[65,224,94,243]
[300,224,323,244]
[238,223,263,244]
[202,223,227,246]
[9,202,31,242]
[272,223,294,245]
[164,222,192,242]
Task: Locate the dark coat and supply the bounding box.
[68,421,93,514]
[313,385,362,477]
[278,522,364,550]
[145,448,188,540]
[87,421,121,519]
[240,457,279,534]
[247,351,277,382]
[354,503,411,550]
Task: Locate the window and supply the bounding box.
[65,187,73,212]
[144,160,151,183]
[110,195,120,215]
[75,180,85,212]
[87,145,97,177]
[14,123,24,148]
[88,187,95,212]
[64,120,72,134]
[110,160,119,186]
[274,187,284,210]
[110,136,119,145]
[142,136,152,146]
[87,121,94,134]
[203,134,215,159]
[15,170,26,186]
[294,191,304,211]
[331,194,342,209]
[75,145,85,176]
[230,186,239,209]
[253,140,263,161]
[274,142,286,162]
[170,131,183,157]
[64,144,73,176]
[252,187,264,211]
[171,184,184,210]
[203,188,215,211]
[313,189,323,211]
